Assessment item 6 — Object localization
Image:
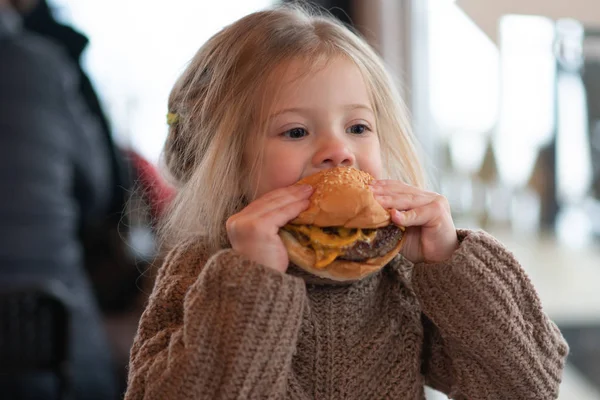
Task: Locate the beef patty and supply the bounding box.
[289,224,404,261]
[340,225,403,261]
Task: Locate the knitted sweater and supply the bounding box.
[125,230,569,399]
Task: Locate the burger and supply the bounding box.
[279,166,405,281]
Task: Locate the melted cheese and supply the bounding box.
[285,225,377,268]
[313,246,341,268]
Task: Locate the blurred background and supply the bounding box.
[1,0,599,398]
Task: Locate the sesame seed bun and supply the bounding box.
[279,167,404,281]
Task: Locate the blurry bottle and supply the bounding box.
[496,15,556,233]
[554,19,594,247]
[581,29,600,239]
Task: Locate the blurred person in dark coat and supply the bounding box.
[0,0,120,398]
[22,0,137,314]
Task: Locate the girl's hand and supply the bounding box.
[226,184,313,272]
[370,180,459,264]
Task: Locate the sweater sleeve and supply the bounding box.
[413,230,569,400]
[124,241,307,400]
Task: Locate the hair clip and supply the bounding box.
[166,112,179,126]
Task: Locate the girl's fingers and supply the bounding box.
[244,184,313,214]
[370,179,419,193]
[373,192,435,211]
[371,180,437,197]
[389,196,450,228]
[262,198,312,229]
[227,198,311,238]
[227,185,312,235]
[372,180,457,263]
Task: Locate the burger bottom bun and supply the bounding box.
[279,229,405,282]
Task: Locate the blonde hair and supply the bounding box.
[160,4,427,253]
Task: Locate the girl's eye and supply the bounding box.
[283,127,308,139]
[346,124,370,135]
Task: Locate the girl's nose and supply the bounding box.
[312,135,356,169]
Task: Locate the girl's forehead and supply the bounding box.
[271,55,350,87]
[263,58,327,96]
[253,59,318,116]
[264,56,367,102]
[251,55,375,130]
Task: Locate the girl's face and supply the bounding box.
[246,57,383,200]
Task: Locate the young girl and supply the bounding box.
[125,5,568,400]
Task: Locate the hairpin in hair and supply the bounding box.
[166,112,179,126]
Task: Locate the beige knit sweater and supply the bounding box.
[125,230,569,400]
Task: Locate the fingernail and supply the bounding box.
[298,184,313,192]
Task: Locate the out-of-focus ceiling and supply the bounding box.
[456,0,600,43]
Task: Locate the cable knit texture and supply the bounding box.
[125,230,569,400]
